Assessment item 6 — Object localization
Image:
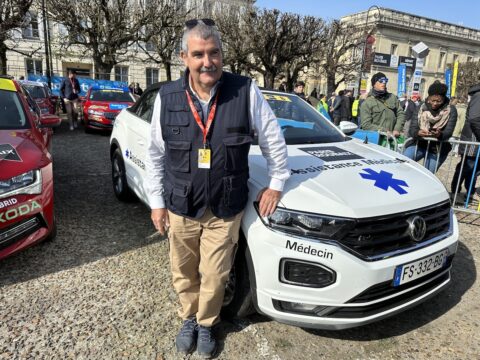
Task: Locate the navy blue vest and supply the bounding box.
[160,71,252,219]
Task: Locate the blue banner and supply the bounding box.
[397,64,407,98]
[27,75,127,97]
[445,68,452,98]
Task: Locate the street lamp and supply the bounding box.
[357,5,380,96]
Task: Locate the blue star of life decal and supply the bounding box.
[359,168,409,195]
[125,149,129,158]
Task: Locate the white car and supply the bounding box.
[110,84,458,330]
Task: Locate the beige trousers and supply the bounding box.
[168,208,243,327]
[63,98,79,127]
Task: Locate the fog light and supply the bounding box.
[280,259,336,288]
[272,300,335,317]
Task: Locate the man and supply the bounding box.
[399,94,417,137]
[332,90,349,125]
[316,93,331,121]
[327,91,336,120]
[360,72,405,136]
[145,19,289,358]
[292,81,310,104]
[60,70,81,130]
[451,84,480,202]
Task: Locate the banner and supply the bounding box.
[372,53,391,67]
[397,64,407,97]
[451,61,459,97]
[27,75,127,97]
[399,56,416,69]
[445,68,452,98]
[411,58,424,96]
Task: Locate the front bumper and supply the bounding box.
[245,211,459,329]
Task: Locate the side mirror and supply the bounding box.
[40,114,62,128]
[339,121,358,135]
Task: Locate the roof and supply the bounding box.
[0,78,17,92]
[19,80,46,87]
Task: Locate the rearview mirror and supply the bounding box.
[339,121,358,135]
[40,114,62,128]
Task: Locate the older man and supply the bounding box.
[145,19,289,358]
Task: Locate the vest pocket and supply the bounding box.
[167,140,191,173]
[223,173,249,208]
[223,135,252,171]
[166,179,191,214]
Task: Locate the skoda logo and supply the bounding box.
[407,216,427,242]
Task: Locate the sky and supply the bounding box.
[254,0,480,30]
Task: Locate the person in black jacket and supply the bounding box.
[400,95,417,136]
[404,82,457,173]
[451,83,480,201]
[60,70,81,130]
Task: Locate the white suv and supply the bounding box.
[110,84,458,329]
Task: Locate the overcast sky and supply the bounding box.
[255,0,480,30]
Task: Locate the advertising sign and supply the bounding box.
[397,64,407,97]
[451,61,459,97]
[372,53,391,67]
[399,56,416,69]
[445,68,452,98]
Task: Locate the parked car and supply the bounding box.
[0,76,61,260]
[82,86,136,133]
[19,80,58,115]
[109,83,458,329]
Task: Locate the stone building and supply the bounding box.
[340,8,480,99]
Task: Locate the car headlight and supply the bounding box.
[88,109,105,116]
[256,205,355,240]
[0,170,42,197]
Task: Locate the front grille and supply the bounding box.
[348,257,454,303]
[0,216,42,250]
[340,201,451,260]
[324,271,450,319]
[104,112,117,120]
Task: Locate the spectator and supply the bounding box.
[60,69,81,131]
[133,82,143,96]
[292,81,310,104]
[344,89,354,120]
[278,81,286,92]
[360,72,405,136]
[404,82,457,173]
[352,95,360,125]
[451,84,480,201]
[316,93,331,121]
[332,90,345,125]
[327,92,336,120]
[400,95,417,137]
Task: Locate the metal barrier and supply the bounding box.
[401,137,480,216]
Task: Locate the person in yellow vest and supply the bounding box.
[316,93,331,121]
[352,95,360,125]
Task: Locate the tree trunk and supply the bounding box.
[164,61,172,82]
[0,42,8,75]
[326,73,337,96]
[94,61,114,80]
[263,71,276,89]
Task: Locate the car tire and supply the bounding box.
[111,149,136,202]
[221,239,256,319]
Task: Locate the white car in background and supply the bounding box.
[110,83,458,329]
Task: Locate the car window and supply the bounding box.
[263,92,345,145]
[90,90,134,102]
[22,85,47,99]
[135,90,158,123]
[0,90,30,129]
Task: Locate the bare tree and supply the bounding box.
[454,61,480,101]
[316,20,365,95]
[47,0,158,79]
[0,0,37,74]
[139,0,190,82]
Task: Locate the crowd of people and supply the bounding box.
[286,72,480,203]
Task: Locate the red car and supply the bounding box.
[0,76,61,260]
[82,86,135,133]
[20,80,59,115]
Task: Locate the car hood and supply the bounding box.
[0,130,49,180]
[249,139,449,218]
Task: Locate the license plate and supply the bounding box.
[393,249,449,286]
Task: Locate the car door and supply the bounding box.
[124,89,158,201]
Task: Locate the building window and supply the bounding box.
[146,68,159,86]
[453,54,459,63]
[26,58,43,75]
[22,12,39,39]
[390,44,397,55]
[114,66,129,83]
[438,51,445,70]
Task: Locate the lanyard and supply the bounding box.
[185,90,219,146]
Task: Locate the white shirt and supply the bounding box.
[145,80,290,209]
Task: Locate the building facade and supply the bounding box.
[341,8,480,99]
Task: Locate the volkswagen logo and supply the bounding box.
[407,216,427,242]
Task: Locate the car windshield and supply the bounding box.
[23,85,48,99]
[262,92,346,145]
[0,90,29,129]
[90,90,133,102]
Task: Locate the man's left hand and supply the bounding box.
[392,130,401,137]
[257,188,281,217]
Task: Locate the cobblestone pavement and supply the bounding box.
[0,122,479,360]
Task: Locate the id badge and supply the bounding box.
[198,148,211,169]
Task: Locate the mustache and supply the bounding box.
[200,65,217,73]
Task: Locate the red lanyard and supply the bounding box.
[185,90,219,146]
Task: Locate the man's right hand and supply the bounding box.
[151,208,169,236]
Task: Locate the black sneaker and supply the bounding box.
[197,325,217,359]
[175,317,198,354]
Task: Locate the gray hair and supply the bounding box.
[181,20,222,53]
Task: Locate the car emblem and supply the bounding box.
[407,215,427,242]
